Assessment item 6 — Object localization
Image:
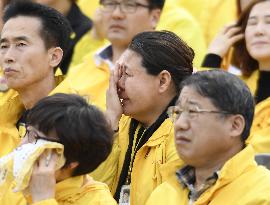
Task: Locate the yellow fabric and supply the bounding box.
[146,146,270,205]
[0,89,24,157]
[77,0,99,18]
[91,115,182,205]
[69,31,108,70]
[54,53,110,111]
[174,0,237,45]
[240,70,259,96]
[0,141,65,192]
[157,1,207,68]
[1,175,117,205]
[247,97,270,153]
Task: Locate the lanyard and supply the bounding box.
[125,125,147,185]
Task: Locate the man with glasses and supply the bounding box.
[1,93,117,205]
[146,70,270,205]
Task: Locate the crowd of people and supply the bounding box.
[0,0,270,205]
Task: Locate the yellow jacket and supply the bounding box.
[157,1,206,68]
[174,0,237,45]
[77,0,99,18]
[247,97,270,153]
[1,175,117,205]
[91,115,182,205]
[146,146,270,205]
[69,32,108,70]
[0,89,24,157]
[240,70,259,96]
[54,52,110,111]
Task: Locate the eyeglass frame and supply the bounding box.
[100,1,151,13]
[167,105,232,122]
[22,124,60,144]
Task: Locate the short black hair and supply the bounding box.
[146,0,165,10]
[128,30,194,93]
[180,70,255,142]
[3,1,72,55]
[27,93,114,177]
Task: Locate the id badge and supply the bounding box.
[119,184,130,205]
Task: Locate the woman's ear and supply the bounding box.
[149,9,161,29]
[158,70,172,93]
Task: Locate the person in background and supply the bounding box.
[146,70,270,205]
[1,93,117,205]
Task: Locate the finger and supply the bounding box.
[222,23,238,33]
[225,27,242,38]
[228,34,245,45]
[47,151,58,169]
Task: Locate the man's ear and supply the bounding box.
[230,114,245,139]
[150,9,161,29]
[158,70,172,93]
[48,47,63,68]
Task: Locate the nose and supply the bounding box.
[3,46,15,64]
[174,112,190,131]
[111,3,125,19]
[254,22,265,36]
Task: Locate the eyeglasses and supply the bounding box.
[167,106,231,122]
[100,1,151,13]
[22,124,60,144]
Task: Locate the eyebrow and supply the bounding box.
[248,14,270,19]
[0,36,30,44]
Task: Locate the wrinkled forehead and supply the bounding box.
[177,86,212,108]
[1,16,43,39]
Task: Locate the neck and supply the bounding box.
[259,60,270,71]
[194,142,243,188]
[136,95,175,127]
[111,44,128,64]
[17,75,56,109]
[50,0,72,16]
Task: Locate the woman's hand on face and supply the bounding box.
[106,63,124,131]
[207,23,244,58]
[29,150,58,203]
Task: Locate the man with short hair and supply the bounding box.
[1,93,117,205]
[0,1,72,157]
[146,70,270,205]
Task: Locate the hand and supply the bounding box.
[106,63,123,131]
[207,23,244,58]
[29,150,58,203]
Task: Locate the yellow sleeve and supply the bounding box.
[77,0,99,18]
[157,4,207,68]
[69,32,107,69]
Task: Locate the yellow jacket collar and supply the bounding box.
[197,146,256,203]
[55,175,84,202]
[144,118,174,147]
